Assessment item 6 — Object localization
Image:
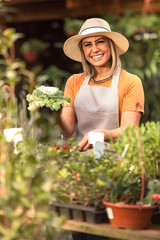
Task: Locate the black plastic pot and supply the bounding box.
[71,207,85,221]
[84,206,108,223]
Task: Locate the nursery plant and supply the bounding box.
[101,121,160,229]
[20,38,50,63]
[20,38,49,53]
[48,139,114,207]
[0,27,35,128]
[103,121,160,203]
[0,126,66,240]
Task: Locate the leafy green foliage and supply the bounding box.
[110,121,160,178]
[45,122,160,207]
[102,11,160,122]
[48,139,114,207]
[102,121,160,204]
[36,65,71,90]
[0,28,34,128]
[0,130,66,240]
[0,28,26,87]
[144,179,160,204]
[104,173,141,204]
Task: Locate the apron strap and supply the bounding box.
[84,75,90,85]
[110,68,121,89]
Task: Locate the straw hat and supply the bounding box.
[63,18,129,62]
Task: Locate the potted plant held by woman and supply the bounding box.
[102,121,160,229]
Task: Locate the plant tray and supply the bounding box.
[51,202,108,223]
[51,203,72,219]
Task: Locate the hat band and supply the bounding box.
[80,27,110,36]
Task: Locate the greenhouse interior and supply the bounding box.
[0,0,160,239]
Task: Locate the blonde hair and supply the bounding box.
[79,37,121,78]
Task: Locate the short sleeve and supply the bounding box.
[64,75,75,107]
[122,75,145,114]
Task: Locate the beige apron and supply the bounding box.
[74,69,121,140]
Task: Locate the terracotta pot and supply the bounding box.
[22,52,40,63]
[103,201,158,230]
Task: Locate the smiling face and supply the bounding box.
[81,35,111,70]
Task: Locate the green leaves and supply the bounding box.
[52,144,114,206]
[0,131,65,239]
[103,11,160,122]
[0,28,24,55]
[103,122,160,204]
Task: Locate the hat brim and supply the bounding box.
[63,31,129,62]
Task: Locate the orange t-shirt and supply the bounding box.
[64,70,145,125]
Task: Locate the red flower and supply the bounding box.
[54,145,69,151]
[151,193,160,203]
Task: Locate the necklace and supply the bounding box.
[90,75,113,84]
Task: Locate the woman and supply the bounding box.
[59,18,144,152]
[59,18,144,240]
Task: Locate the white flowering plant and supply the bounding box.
[26,85,71,111]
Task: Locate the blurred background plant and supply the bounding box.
[0,27,36,129]
[0,3,17,31]
[102,11,160,122]
[36,65,71,90]
[63,17,84,37]
[0,124,68,240]
[20,38,50,63]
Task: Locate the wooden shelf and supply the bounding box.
[59,219,160,240]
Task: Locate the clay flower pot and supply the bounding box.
[22,52,40,63]
[103,201,158,230]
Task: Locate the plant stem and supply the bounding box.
[137,127,146,203]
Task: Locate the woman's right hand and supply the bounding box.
[78,132,94,152]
